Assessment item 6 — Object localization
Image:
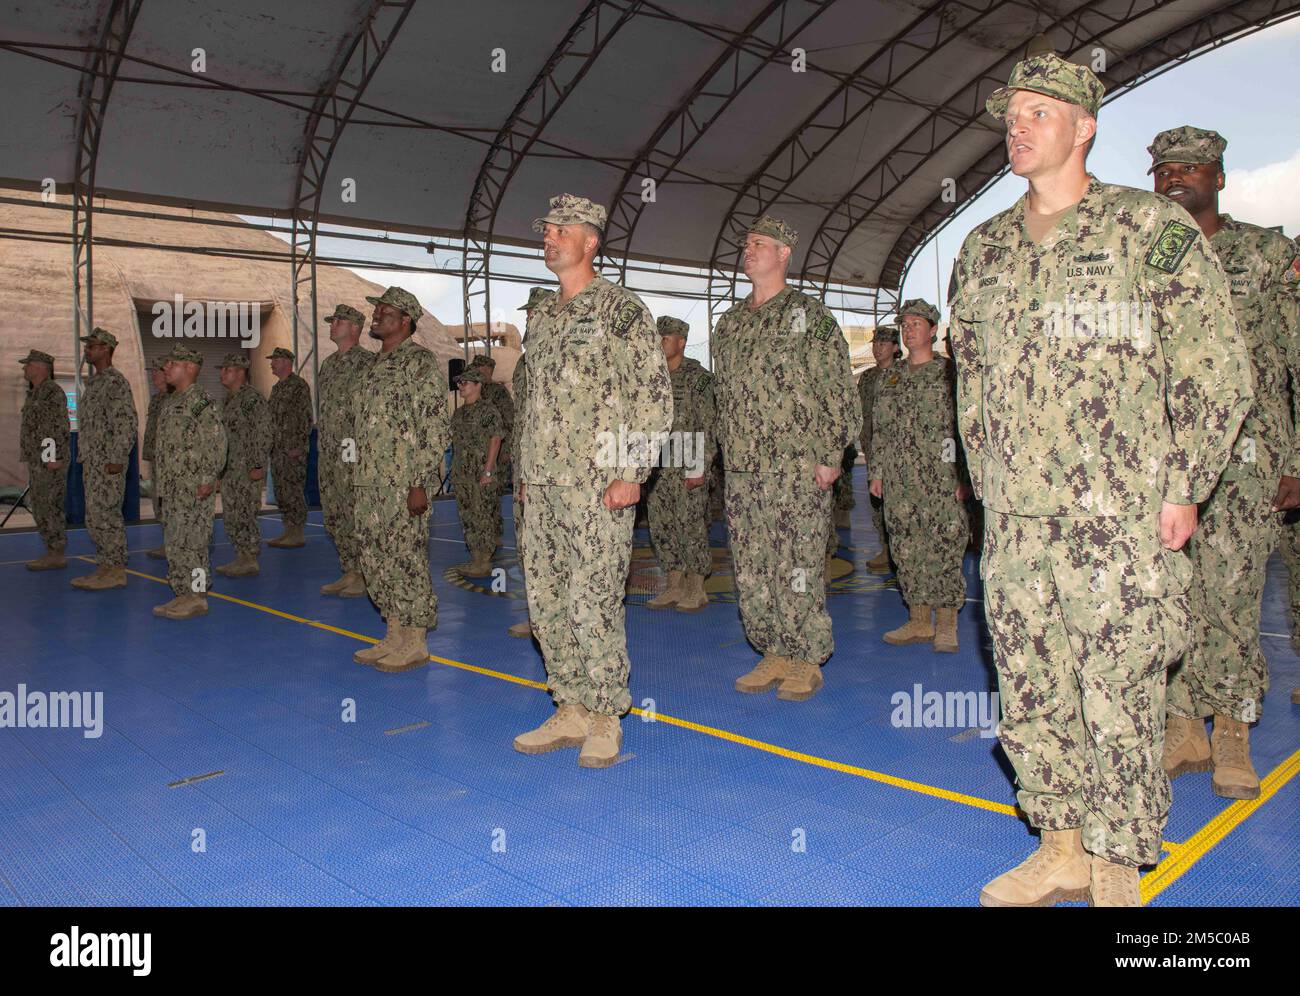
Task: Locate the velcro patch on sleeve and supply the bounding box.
[1285,253,1300,284]
[812,314,837,341]
[1145,220,1198,274]
[611,300,642,338]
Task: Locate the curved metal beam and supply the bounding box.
[289,0,415,396]
[816,0,1300,297]
[71,0,145,397]
[601,0,837,282]
[461,0,641,355]
[702,0,1022,325]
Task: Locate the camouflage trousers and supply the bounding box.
[1168,474,1276,722]
[983,511,1190,867]
[453,472,500,558]
[1282,513,1300,632]
[647,467,711,575]
[163,489,217,597]
[523,482,633,716]
[318,454,360,572]
[726,468,834,665]
[271,450,307,527]
[825,456,857,557]
[83,463,127,567]
[869,492,887,549]
[221,470,263,558]
[355,485,436,628]
[884,494,967,609]
[27,462,66,550]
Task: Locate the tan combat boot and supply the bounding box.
[1211,715,1260,799]
[579,714,623,768]
[866,546,890,572]
[1163,713,1211,779]
[338,571,367,598]
[375,625,429,673]
[456,552,493,577]
[884,604,934,645]
[354,620,399,666]
[70,564,106,589]
[77,565,127,590]
[934,606,959,653]
[320,571,351,594]
[513,703,590,754]
[1089,854,1141,907]
[979,829,1090,907]
[647,570,684,610]
[734,655,791,694]
[163,594,208,620]
[777,659,824,701]
[146,545,167,560]
[507,618,534,639]
[215,553,259,578]
[152,595,187,617]
[267,523,305,548]
[26,545,67,571]
[675,573,708,613]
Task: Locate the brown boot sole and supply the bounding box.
[507,627,534,639]
[162,606,208,620]
[374,654,429,674]
[514,735,586,755]
[646,600,679,610]
[883,632,935,646]
[338,586,367,599]
[979,885,1090,907]
[578,751,620,769]
[26,562,66,571]
[934,641,958,653]
[267,540,305,548]
[146,550,167,560]
[1165,757,1212,779]
[675,601,706,614]
[1211,778,1260,800]
[353,645,390,665]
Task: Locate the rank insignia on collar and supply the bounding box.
[1146,220,1198,274]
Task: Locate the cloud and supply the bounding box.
[1221,148,1300,239]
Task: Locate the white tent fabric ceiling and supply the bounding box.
[1,0,1295,292]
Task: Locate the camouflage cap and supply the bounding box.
[656,316,690,339]
[266,347,295,361]
[986,52,1105,119]
[872,325,900,346]
[455,367,488,386]
[324,303,366,325]
[522,287,555,311]
[898,298,941,326]
[469,353,496,370]
[18,348,54,366]
[364,285,424,322]
[747,214,799,249]
[79,327,117,347]
[166,344,204,365]
[532,193,606,234]
[1147,125,1227,174]
[217,352,250,369]
[149,355,168,372]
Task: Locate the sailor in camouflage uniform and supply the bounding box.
[142,356,171,560]
[645,315,716,614]
[951,54,1253,906]
[317,304,375,597]
[214,353,271,578]
[449,366,505,576]
[859,325,899,571]
[1149,126,1300,800]
[351,287,450,674]
[18,349,69,570]
[153,345,228,620]
[506,287,554,640]
[713,215,861,701]
[512,194,672,768]
[468,352,514,555]
[265,346,312,549]
[869,299,969,653]
[71,328,137,591]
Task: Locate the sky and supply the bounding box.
[301,17,1300,369]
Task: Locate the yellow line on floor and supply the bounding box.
[1141,749,1300,904]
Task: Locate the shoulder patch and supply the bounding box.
[1285,252,1300,284]
[1145,220,1199,274]
[696,371,712,391]
[610,300,642,339]
[812,314,837,341]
